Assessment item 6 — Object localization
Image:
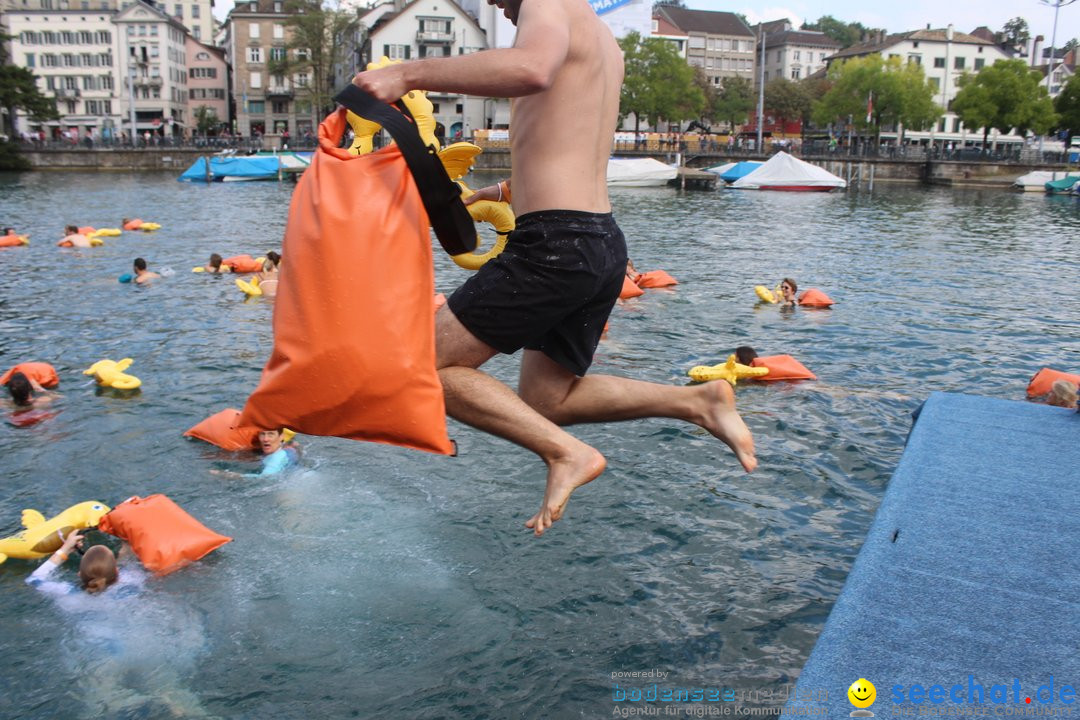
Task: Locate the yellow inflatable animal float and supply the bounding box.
[688,355,770,386]
[236,276,262,297]
[84,358,142,390]
[437,142,515,270]
[755,285,783,303]
[89,228,123,238]
[0,501,111,563]
[345,56,440,155]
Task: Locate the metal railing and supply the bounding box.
[16,135,319,151]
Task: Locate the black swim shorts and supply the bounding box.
[447,209,627,376]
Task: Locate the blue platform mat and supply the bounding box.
[783,392,1080,717]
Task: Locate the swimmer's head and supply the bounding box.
[122,218,130,225]
[1047,379,1078,409]
[734,346,758,366]
[257,428,284,455]
[488,0,522,25]
[8,372,33,406]
[208,253,223,271]
[133,257,147,272]
[781,278,797,295]
[3,227,14,235]
[65,225,79,235]
[79,545,118,594]
[264,251,281,271]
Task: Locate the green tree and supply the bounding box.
[0,66,60,138]
[270,0,359,130]
[813,55,939,141]
[1063,38,1079,53]
[764,77,811,128]
[194,105,221,136]
[712,75,754,131]
[618,32,704,130]
[999,17,1030,48]
[952,59,1057,147]
[801,15,875,49]
[1055,73,1080,141]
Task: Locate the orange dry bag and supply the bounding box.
[240,86,475,455]
[123,219,143,231]
[98,494,232,575]
[222,255,263,273]
[183,408,259,451]
[636,270,678,288]
[619,275,645,299]
[0,362,60,388]
[751,355,817,381]
[798,288,834,307]
[1027,367,1080,397]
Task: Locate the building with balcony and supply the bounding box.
[756,20,839,84]
[359,0,488,138]
[163,0,214,43]
[654,7,755,88]
[825,26,1012,146]
[113,0,190,138]
[651,13,687,58]
[4,8,119,139]
[186,35,227,132]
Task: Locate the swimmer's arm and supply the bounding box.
[352,0,568,100]
[464,178,511,207]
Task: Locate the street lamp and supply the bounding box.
[1041,0,1077,93]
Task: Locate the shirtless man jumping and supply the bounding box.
[352,0,756,536]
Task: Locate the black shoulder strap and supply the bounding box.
[333,84,477,256]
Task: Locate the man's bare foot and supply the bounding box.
[525,444,606,536]
[697,381,757,472]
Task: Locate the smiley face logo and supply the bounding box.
[848,678,876,713]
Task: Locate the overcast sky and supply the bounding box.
[213,0,1080,49]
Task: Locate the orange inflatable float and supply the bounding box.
[619,275,645,299]
[750,355,816,381]
[636,270,678,288]
[222,255,264,273]
[798,288,834,307]
[1,233,30,247]
[98,494,232,575]
[123,218,143,231]
[0,362,60,388]
[1027,367,1080,397]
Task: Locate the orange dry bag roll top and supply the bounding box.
[636,270,678,288]
[751,355,817,381]
[1027,367,1080,397]
[240,88,476,456]
[183,408,259,451]
[620,275,645,299]
[0,362,60,388]
[123,219,143,230]
[222,255,264,274]
[798,288,834,307]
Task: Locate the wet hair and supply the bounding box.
[8,372,33,406]
[121,218,130,225]
[781,278,798,294]
[133,257,147,271]
[2,227,14,235]
[734,346,758,366]
[263,251,281,271]
[78,545,118,594]
[208,253,223,270]
[1047,380,1078,409]
[65,225,79,235]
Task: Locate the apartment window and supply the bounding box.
[790,68,800,80]
[974,58,985,70]
[934,56,945,68]
[272,100,288,113]
[274,0,282,10]
[705,58,714,69]
[937,118,946,132]
[193,27,201,39]
[688,36,704,49]
[78,30,92,43]
[793,50,800,60]
[62,53,75,66]
[25,53,36,67]
[250,71,262,88]
[66,100,77,113]
[191,3,199,16]
[432,102,440,113]
[95,30,110,43]
[248,99,265,113]
[776,49,781,62]
[272,73,285,86]
[954,56,965,70]
[150,25,157,36]
[953,118,962,132]
[707,38,715,50]
[63,75,78,89]
[102,74,112,89]
[150,45,159,57]
[247,46,263,63]
[249,22,260,39]
[61,31,74,44]
[270,46,286,61]
[85,99,98,113]
[296,72,308,86]
[138,24,146,35]
[273,23,284,39]
[908,54,922,65]
[383,43,409,60]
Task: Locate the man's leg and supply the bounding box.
[436,307,605,536]
[517,350,757,472]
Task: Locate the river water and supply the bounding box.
[0,170,1077,719]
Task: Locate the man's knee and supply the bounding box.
[435,305,496,370]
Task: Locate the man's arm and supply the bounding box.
[352,0,569,102]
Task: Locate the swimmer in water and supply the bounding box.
[778,278,797,307]
[6,371,56,409]
[132,257,161,285]
[60,225,92,248]
[203,253,226,273]
[255,251,281,297]
[25,530,139,596]
[211,428,299,477]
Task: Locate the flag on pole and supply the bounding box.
[866,91,874,123]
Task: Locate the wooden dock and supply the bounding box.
[669,167,717,190]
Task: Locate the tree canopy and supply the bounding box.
[812,55,939,138]
[801,15,877,49]
[999,17,1031,48]
[0,64,59,137]
[618,31,705,130]
[764,78,811,126]
[711,75,755,131]
[1055,73,1080,141]
[952,59,1057,145]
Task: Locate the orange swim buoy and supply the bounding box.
[78,226,95,235]
[798,288,834,307]
[0,362,60,388]
[619,275,645,299]
[123,219,143,231]
[1026,367,1080,397]
[751,355,817,381]
[98,494,232,575]
[636,270,678,288]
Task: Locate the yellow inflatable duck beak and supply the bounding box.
[347,56,440,156]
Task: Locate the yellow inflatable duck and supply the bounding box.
[138,222,161,231]
[688,355,770,386]
[89,228,123,238]
[84,358,142,390]
[236,276,262,297]
[0,501,111,563]
[438,142,515,270]
[346,56,439,155]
